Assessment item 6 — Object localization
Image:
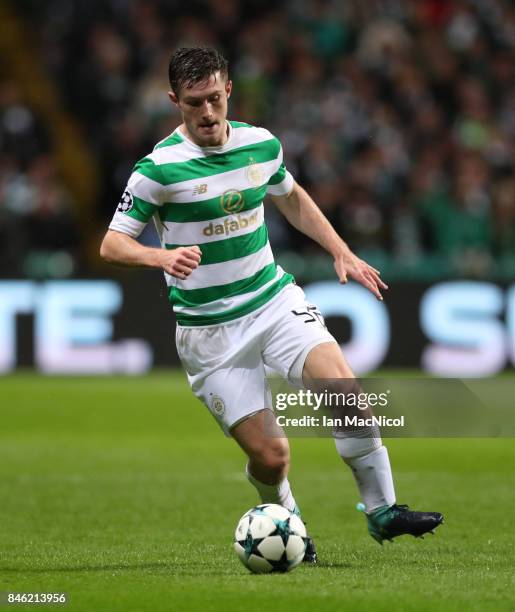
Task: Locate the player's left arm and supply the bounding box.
[271,181,388,300]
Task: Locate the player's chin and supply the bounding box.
[199,136,220,146]
[197,125,221,145]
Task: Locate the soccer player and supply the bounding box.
[100,47,443,560]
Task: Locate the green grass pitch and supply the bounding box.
[0,372,514,612]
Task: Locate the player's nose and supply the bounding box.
[202,100,214,117]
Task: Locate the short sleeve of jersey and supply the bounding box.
[109,156,164,238]
[266,139,294,197]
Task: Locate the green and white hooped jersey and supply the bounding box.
[109,120,295,326]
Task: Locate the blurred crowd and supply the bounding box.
[1,0,515,278]
[0,81,79,277]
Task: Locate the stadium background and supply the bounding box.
[1,3,514,611]
[1,0,514,376]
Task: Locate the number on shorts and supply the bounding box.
[291,305,326,327]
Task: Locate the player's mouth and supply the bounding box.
[199,121,218,133]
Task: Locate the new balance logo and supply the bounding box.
[193,184,208,196]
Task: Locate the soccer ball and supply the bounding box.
[234,504,307,573]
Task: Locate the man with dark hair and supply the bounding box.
[100,47,443,561]
[168,47,228,100]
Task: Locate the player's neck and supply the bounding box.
[180,120,230,148]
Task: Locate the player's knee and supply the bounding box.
[255,440,290,478]
[264,441,290,474]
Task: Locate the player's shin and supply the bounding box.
[334,429,396,513]
[245,464,299,514]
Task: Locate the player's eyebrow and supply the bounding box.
[183,90,223,104]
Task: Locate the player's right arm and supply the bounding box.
[100,155,201,280]
[100,230,201,280]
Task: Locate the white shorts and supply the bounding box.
[175,283,337,435]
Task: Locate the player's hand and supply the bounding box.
[159,245,202,280]
[333,251,388,300]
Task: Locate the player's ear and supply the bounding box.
[168,91,179,107]
[225,80,232,99]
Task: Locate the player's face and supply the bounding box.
[169,72,232,147]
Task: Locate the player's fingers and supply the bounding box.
[177,259,199,272]
[181,248,201,264]
[359,259,383,278]
[369,269,388,290]
[173,263,194,277]
[168,268,187,279]
[334,262,348,283]
[377,277,389,290]
[361,264,383,284]
[361,273,383,300]
[177,253,201,269]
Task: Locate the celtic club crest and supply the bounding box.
[246,156,264,188]
[211,395,226,416]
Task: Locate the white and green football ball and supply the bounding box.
[234,504,307,573]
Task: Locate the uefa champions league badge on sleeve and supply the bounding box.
[117,188,134,213]
[211,395,226,418]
